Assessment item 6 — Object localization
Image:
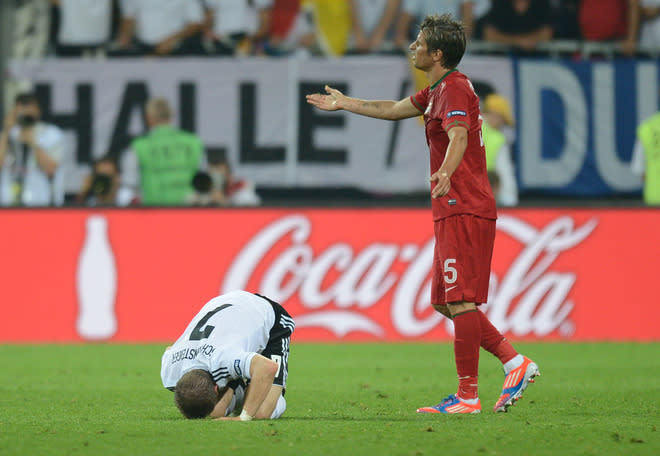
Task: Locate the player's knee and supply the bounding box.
[447,301,477,316]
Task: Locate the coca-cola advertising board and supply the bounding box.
[0,208,658,342]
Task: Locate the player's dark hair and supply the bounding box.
[420,14,466,69]
[174,369,217,419]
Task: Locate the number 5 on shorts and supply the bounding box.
[444,259,457,284]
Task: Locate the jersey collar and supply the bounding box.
[430,68,457,91]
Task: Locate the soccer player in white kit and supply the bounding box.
[161,290,295,420]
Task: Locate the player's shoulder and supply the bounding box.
[443,72,479,101]
[444,71,472,89]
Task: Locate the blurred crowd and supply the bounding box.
[0,93,261,208]
[3,0,658,208]
[43,0,660,59]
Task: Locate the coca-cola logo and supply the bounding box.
[222,214,597,338]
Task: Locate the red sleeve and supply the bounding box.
[434,81,472,132]
[410,86,429,113]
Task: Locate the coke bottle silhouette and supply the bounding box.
[76,215,117,340]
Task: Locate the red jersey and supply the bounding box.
[410,69,497,221]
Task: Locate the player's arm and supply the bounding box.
[306,85,421,121]
[219,354,278,421]
[254,385,284,420]
[209,386,234,418]
[430,126,468,199]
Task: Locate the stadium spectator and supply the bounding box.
[202,0,273,56]
[347,0,401,54]
[578,0,640,56]
[0,92,67,207]
[394,1,478,50]
[631,111,660,205]
[549,0,580,40]
[77,155,135,207]
[481,93,518,206]
[113,0,205,56]
[161,290,294,420]
[266,0,320,56]
[481,0,554,53]
[302,0,353,56]
[120,97,205,206]
[306,14,538,414]
[188,149,261,207]
[471,0,493,39]
[639,0,660,51]
[47,0,114,57]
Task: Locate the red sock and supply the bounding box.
[477,310,517,364]
[453,310,481,400]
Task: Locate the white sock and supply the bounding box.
[503,354,524,375]
[461,397,479,405]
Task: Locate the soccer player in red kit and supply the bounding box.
[306,14,539,413]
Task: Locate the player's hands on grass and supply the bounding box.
[430,169,451,198]
[216,416,242,421]
[306,85,345,111]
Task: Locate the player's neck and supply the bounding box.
[426,66,452,88]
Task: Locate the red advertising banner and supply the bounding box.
[0,208,658,342]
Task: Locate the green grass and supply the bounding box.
[0,343,658,456]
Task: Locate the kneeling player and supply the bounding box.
[161,290,295,420]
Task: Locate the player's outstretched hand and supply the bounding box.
[306,85,345,111]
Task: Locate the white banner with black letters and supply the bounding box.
[8,57,514,193]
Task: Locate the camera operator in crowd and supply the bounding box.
[0,93,67,207]
[188,149,261,207]
[77,155,136,207]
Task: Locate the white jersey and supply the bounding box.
[161,291,276,390]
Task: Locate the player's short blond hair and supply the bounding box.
[145,97,172,122]
[174,369,217,419]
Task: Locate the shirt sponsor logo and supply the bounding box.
[447,110,466,118]
[234,359,242,377]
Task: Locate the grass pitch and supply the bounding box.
[0,343,658,456]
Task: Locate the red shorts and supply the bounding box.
[431,214,495,306]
